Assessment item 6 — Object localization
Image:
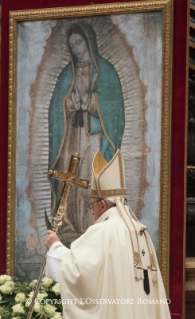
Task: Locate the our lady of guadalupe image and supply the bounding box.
[15,13,162,279]
[48,23,125,247]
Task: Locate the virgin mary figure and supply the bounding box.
[49,23,125,246]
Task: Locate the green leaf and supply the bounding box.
[0,297,14,304]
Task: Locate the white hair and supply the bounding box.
[102,198,116,209]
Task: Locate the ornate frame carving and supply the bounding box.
[8,0,173,295]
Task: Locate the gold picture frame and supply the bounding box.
[8,0,173,295]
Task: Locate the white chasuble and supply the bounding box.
[46,207,171,319]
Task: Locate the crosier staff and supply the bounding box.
[27,153,90,319]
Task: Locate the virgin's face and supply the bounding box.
[69,33,89,60]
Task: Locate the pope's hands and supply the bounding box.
[45,230,60,249]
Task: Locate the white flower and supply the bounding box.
[28,291,35,299]
[34,303,43,313]
[27,291,47,307]
[12,303,25,314]
[42,276,53,288]
[51,313,63,319]
[0,275,12,284]
[15,292,26,303]
[0,281,14,294]
[25,298,32,307]
[29,291,48,301]
[30,279,37,288]
[44,304,56,316]
[51,283,60,296]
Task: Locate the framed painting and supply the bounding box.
[7,0,173,295]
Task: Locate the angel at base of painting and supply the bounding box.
[48,23,125,246]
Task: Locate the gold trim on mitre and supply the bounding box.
[91,149,126,198]
[91,188,126,198]
[93,150,107,177]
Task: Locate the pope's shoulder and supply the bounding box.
[85,210,127,238]
[70,209,132,251]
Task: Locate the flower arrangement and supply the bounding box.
[0,275,62,319]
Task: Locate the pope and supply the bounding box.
[45,150,171,319]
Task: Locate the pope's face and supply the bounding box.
[90,198,107,221]
[90,198,103,221]
[69,33,89,61]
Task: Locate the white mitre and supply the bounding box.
[91,149,126,201]
[91,149,157,282]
